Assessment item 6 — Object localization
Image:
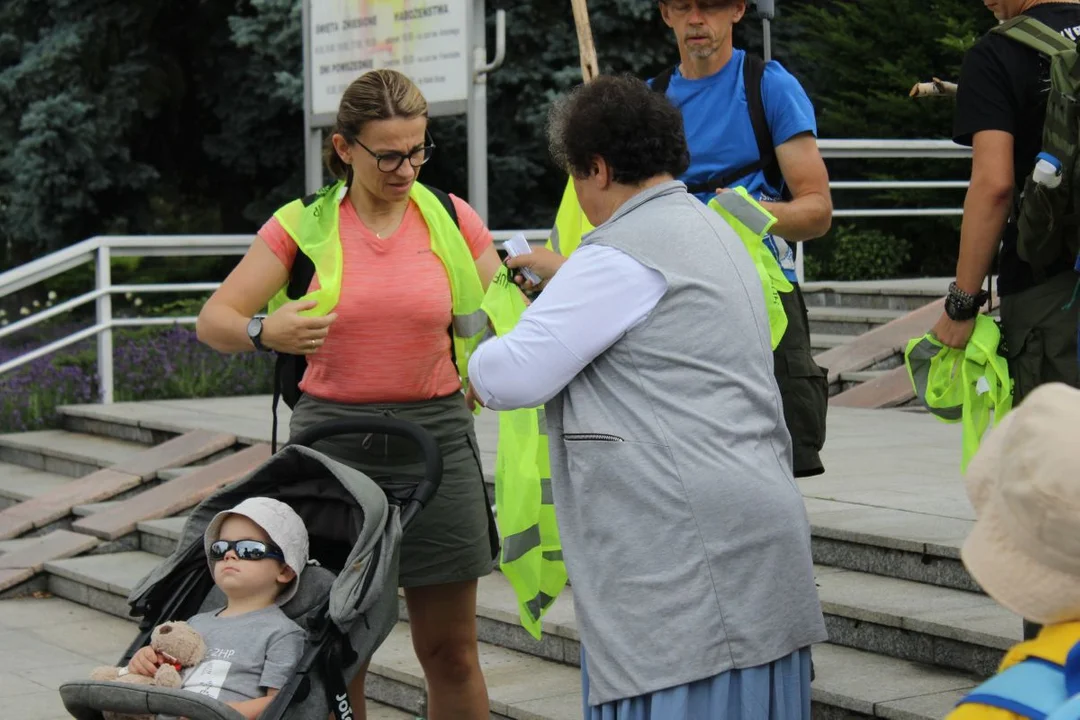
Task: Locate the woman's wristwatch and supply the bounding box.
[944,282,989,322]
[247,316,270,352]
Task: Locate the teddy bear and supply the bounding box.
[89,620,207,720]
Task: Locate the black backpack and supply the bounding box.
[651,53,789,200]
[270,185,461,450]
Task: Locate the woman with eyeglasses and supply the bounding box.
[196,69,504,719]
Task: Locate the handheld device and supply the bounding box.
[501,233,543,285]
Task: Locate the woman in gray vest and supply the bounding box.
[467,75,827,719]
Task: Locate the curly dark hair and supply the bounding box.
[547,74,690,185]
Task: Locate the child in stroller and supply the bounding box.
[126,497,308,719]
[60,416,444,720]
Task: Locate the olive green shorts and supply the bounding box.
[1000,270,1080,405]
[289,392,498,589]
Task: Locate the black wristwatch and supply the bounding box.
[944,282,989,322]
[246,316,270,352]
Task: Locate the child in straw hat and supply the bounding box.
[949,382,1080,720]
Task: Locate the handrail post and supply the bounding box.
[95,244,114,404]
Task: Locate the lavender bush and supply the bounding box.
[0,324,274,433]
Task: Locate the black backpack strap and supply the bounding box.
[271,248,317,453]
[651,66,676,95]
[743,53,783,194]
[427,186,461,229]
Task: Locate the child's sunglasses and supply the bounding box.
[209,539,285,562]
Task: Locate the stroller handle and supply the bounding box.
[288,417,443,529]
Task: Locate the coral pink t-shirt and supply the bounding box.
[259,193,492,404]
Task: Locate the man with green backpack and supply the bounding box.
[933,0,1080,642]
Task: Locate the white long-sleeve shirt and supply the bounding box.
[468,244,667,410]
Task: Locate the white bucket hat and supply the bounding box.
[961,382,1080,625]
[204,497,309,605]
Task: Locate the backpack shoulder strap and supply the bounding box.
[993,16,1075,56]
[743,53,783,194]
[651,66,676,95]
[425,185,461,229]
[957,657,1068,719]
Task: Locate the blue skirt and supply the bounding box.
[581,647,812,720]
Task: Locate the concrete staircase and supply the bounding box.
[0,405,1011,720]
[0,278,1006,720]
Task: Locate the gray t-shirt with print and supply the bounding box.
[181,605,305,705]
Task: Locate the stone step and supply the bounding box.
[368,620,978,720]
[0,462,75,509]
[807,307,906,337]
[137,516,188,557]
[805,497,976,592]
[839,370,891,393]
[811,333,853,354]
[72,501,121,518]
[801,281,948,313]
[134,501,975,601]
[0,430,148,478]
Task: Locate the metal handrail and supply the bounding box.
[0,139,975,404]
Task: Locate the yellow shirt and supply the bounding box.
[948,622,1080,720]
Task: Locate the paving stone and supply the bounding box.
[0,596,118,629]
[72,444,272,540]
[0,669,43,696]
[0,629,96,672]
[26,614,137,659]
[2,688,74,720]
[44,550,161,596]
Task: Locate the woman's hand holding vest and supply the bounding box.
[262,299,338,355]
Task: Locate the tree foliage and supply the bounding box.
[0,0,1000,279]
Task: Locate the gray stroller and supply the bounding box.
[59,416,443,720]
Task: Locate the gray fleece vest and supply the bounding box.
[546,181,827,705]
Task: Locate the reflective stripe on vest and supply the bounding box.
[267,180,489,385]
[708,188,791,349]
[904,315,1013,471]
[483,271,568,639]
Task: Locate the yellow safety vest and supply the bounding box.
[481,269,568,639]
[904,315,1013,472]
[547,177,790,349]
[267,180,491,385]
[708,189,791,349]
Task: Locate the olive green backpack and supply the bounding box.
[993,16,1080,276]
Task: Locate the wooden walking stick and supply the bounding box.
[570,0,600,83]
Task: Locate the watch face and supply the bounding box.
[247,317,262,339]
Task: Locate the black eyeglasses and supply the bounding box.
[352,133,435,173]
[209,539,285,562]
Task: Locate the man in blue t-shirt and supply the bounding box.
[658,0,833,477]
[544,0,833,477]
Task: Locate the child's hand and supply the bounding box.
[128,645,165,677]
